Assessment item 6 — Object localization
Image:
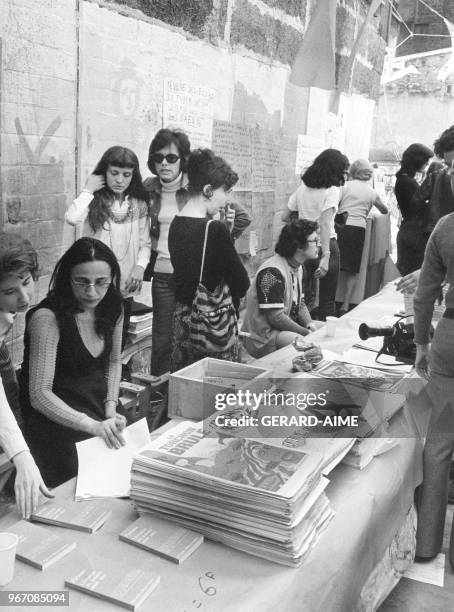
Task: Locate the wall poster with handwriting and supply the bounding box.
[163,78,215,148]
[211,121,253,190]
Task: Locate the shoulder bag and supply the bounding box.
[189,220,238,354]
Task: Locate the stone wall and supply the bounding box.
[0,0,388,358]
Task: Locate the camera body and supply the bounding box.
[358,320,419,364]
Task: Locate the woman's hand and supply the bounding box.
[92,418,126,449]
[125,265,144,293]
[225,204,235,232]
[395,270,420,294]
[84,174,105,194]
[415,343,430,380]
[12,451,54,519]
[314,255,329,279]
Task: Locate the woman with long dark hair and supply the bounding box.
[20,238,126,487]
[394,142,433,275]
[168,149,250,372]
[65,146,151,293]
[284,148,349,320]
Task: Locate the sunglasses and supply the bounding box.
[71,278,111,291]
[151,153,180,164]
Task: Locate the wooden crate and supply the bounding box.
[168,358,268,420]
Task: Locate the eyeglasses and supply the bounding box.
[71,278,111,291]
[307,238,320,245]
[151,153,180,164]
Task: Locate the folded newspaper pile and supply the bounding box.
[130,420,333,567]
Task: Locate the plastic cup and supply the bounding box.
[325,316,338,337]
[0,532,18,586]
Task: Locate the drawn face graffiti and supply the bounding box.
[119,77,140,116]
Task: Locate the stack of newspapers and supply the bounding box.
[130,420,333,567]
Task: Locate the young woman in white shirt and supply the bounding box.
[283,149,350,320]
[65,146,151,294]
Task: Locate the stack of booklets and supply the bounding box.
[30,499,111,533]
[130,421,333,567]
[128,312,153,343]
[10,521,77,570]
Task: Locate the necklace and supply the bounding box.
[108,218,133,262]
[108,196,134,224]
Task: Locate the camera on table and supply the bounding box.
[358,320,418,364]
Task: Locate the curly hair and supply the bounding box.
[147,128,191,175]
[396,143,433,177]
[87,146,147,232]
[302,149,350,189]
[0,232,39,282]
[434,126,454,158]
[349,159,373,181]
[275,219,319,258]
[47,238,123,358]
[187,149,238,195]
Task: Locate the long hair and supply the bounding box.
[147,128,191,175]
[302,149,350,189]
[396,143,433,177]
[187,149,238,195]
[47,238,122,357]
[275,219,319,258]
[0,232,39,282]
[87,146,147,232]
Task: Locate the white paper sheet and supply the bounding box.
[404,553,445,587]
[342,348,413,373]
[75,418,150,500]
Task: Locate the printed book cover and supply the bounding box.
[119,515,203,563]
[65,564,160,610]
[11,520,76,570]
[31,499,111,533]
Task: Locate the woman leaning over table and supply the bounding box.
[143,128,251,376]
[19,238,126,488]
[283,149,350,320]
[168,149,250,372]
[413,194,454,565]
[0,233,53,517]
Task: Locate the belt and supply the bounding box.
[443,308,454,319]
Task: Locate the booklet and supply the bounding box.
[75,418,150,500]
[11,520,76,570]
[31,499,111,533]
[65,562,160,611]
[119,515,203,563]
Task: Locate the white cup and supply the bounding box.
[0,532,18,586]
[325,316,338,337]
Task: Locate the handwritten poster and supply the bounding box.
[212,121,253,190]
[163,78,215,148]
[251,128,280,191]
[295,134,325,175]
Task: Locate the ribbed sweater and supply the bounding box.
[414,213,454,344]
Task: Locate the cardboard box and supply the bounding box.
[168,358,268,420]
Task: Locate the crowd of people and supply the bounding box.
[1,123,454,575]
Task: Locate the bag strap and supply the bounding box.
[199,220,212,284]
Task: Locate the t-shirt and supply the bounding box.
[338,180,378,229]
[287,183,339,238]
[256,267,300,320]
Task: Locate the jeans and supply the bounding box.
[151,272,176,376]
[317,238,340,320]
